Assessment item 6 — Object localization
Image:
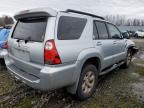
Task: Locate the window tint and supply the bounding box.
[13,17,47,42]
[96,21,109,39]
[93,22,98,39]
[57,16,87,40]
[108,24,121,39]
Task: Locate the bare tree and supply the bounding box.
[104,14,144,26]
[0,15,14,27]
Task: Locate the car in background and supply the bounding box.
[0,28,10,66]
[122,31,130,39]
[135,29,144,38]
[127,30,135,37]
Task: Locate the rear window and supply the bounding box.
[12,17,47,42]
[57,16,87,40]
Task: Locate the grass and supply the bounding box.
[0,71,14,95]
[1,64,144,108]
[73,65,144,108]
[14,98,33,108]
[0,64,144,108]
[133,65,144,76]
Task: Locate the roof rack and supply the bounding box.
[66,9,105,20]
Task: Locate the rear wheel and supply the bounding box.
[122,49,132,68]
[76,64,98,100]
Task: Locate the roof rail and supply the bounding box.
[66,9,105,20]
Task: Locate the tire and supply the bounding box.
[122,49,132,68]
[76,64,98,100]
[0,59,5,70]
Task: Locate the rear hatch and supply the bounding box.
[9,17,47,65]
[8,9,57,77]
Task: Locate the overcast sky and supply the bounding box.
[1,0,144,19]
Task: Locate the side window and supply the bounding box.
[93,22,99,39]
[57,16,87,40]
[108,24,121,39]
[95,21,109,39]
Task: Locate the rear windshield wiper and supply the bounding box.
[16,36,31,44]
[16,39,21,42]
[25,36,31,44]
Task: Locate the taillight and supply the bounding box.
[2,41,8,49]
[44,40,61,65]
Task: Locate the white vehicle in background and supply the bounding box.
[135,30,144,38]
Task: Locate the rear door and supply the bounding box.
[93,21,115,70]
[9,17,47,65]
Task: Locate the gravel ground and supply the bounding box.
[0,39,144,108]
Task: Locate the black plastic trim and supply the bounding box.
[66,9,105,20]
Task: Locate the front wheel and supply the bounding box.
[76,64,98,100]
[122,49,132,68]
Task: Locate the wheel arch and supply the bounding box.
[81,57,101,73]
[67,49,102,94]
[127,45,138,56]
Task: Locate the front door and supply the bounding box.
[107,23,126,63]
[93,21,116,70]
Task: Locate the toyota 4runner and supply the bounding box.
[4,8,138,100]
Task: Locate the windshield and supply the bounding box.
[12,17,47,42]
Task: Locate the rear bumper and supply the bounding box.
[5,54,77,90]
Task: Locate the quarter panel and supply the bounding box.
[54,12,94,64]
[73,48,102,81]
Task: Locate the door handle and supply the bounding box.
[96,42,102,46]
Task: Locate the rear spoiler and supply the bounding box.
[14,8,57,20]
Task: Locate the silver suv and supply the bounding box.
[5,8,138,100]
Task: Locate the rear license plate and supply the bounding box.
[13,48,30,61]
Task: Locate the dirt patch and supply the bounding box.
[135,51,144,60]
[132,39,144,51]
[133,51,144,69]
[0,70,14,95]
[131,81,144,102]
